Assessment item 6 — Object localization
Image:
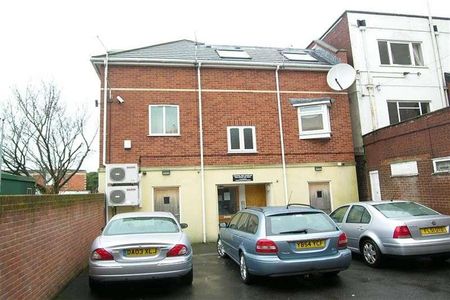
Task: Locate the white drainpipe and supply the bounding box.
[197,62,206,243]
[427,2,448,107]
[275,65,289,205]
[102,52,109,223]
[360,25,378,131]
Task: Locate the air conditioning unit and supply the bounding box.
[106,185,140,206]
[106,163,139,184]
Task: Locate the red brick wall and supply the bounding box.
[0,194,105,299]
[320,13,353,66]
[363,108,450,214]
[98,65,355,168]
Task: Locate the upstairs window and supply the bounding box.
[298,104,331,139]
[216,49,251,59]
[227,126,257,153]
[149,105,179,136]
[282,52,318,62]
[387,101,429,124]
[378,41,424,66]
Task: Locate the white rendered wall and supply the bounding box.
[346,12,449,136]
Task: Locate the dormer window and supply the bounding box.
[216,49,250,59]
[282,52,317,62]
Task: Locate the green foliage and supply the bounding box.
[86,172,98,193]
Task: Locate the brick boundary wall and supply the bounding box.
[0,194,105,300]
[363,107,450,214]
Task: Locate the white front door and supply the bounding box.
[369,171,381,201]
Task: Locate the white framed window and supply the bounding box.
[390,161,418,177]
[387,101,430,125]
[149,105,180,136]
[282,52,318,62]
[432,157,450,173]
[227,126,257,153]
[378,40,424,66]
[216,49,251,59]
[297,104,331,139]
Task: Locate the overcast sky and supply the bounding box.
[1,0,448,171]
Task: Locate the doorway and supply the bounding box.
[154,187,180,221]
[309,182,331,213]
[369,171,381,201]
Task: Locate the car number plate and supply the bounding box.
[420,226,448,236]
[296,240,325,250]
[125,248,157,257]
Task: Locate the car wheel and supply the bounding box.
[181,268,193,285]
[239,253,254,284]
[361,239,382,268]
[88,277,101,293]
[217,237,228,258]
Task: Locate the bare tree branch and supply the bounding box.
[1,82,96,194]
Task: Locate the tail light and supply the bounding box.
[338,232,348,249]
[91,248,113,260]
[167,244,188,257]
[256,239,278,254]
[393,226,411,239]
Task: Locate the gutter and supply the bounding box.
[91,58,333,72]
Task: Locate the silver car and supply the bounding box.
[89,212,193,290]
[217,205,351,284]
[330,201,450,267]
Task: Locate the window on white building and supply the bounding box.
[149,105,179,135]
[227,126,257,153]
[378,41,424,66]
[387,101,430,125]
[432,157,450,173]
[297,104,331,139]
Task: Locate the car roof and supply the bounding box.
[244,205,323,216]
[337,200,411,208]
[109,211,175,221]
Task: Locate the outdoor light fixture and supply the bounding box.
[116,96,125,104]
[162,170,171,176]
[314,166,322,172]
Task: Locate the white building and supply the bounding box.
[311,11,450,153]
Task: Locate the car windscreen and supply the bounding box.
[266,212,337,235]
[103,217,179,235]
[373,202,439,218]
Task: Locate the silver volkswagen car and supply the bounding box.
[217,205,351,284]
[330,201,450,267]
[89,212,193,290]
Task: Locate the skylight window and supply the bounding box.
[216,49,251,59]
[283,52,318,62]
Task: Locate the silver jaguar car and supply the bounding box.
[88,212,193,290]
[217,205,351,284]
[330,201,450,267]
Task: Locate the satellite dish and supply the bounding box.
[327,63,356,91]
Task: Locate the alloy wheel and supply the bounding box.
[363,242,377,265]
[240,254,247,281]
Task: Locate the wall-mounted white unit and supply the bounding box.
[106,163,139,184]
[106,185,140,206]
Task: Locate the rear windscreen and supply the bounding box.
[103,217,179,235]
[266,212,337,235]
[374,202,439,218]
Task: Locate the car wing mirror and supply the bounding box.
[180,223,188,229]
[219,222,228,228]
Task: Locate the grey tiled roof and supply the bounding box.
[91,39,337,66]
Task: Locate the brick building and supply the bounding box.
[91,40,359,242]
[363,107,450,214]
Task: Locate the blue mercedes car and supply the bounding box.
[217,205,351,284]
